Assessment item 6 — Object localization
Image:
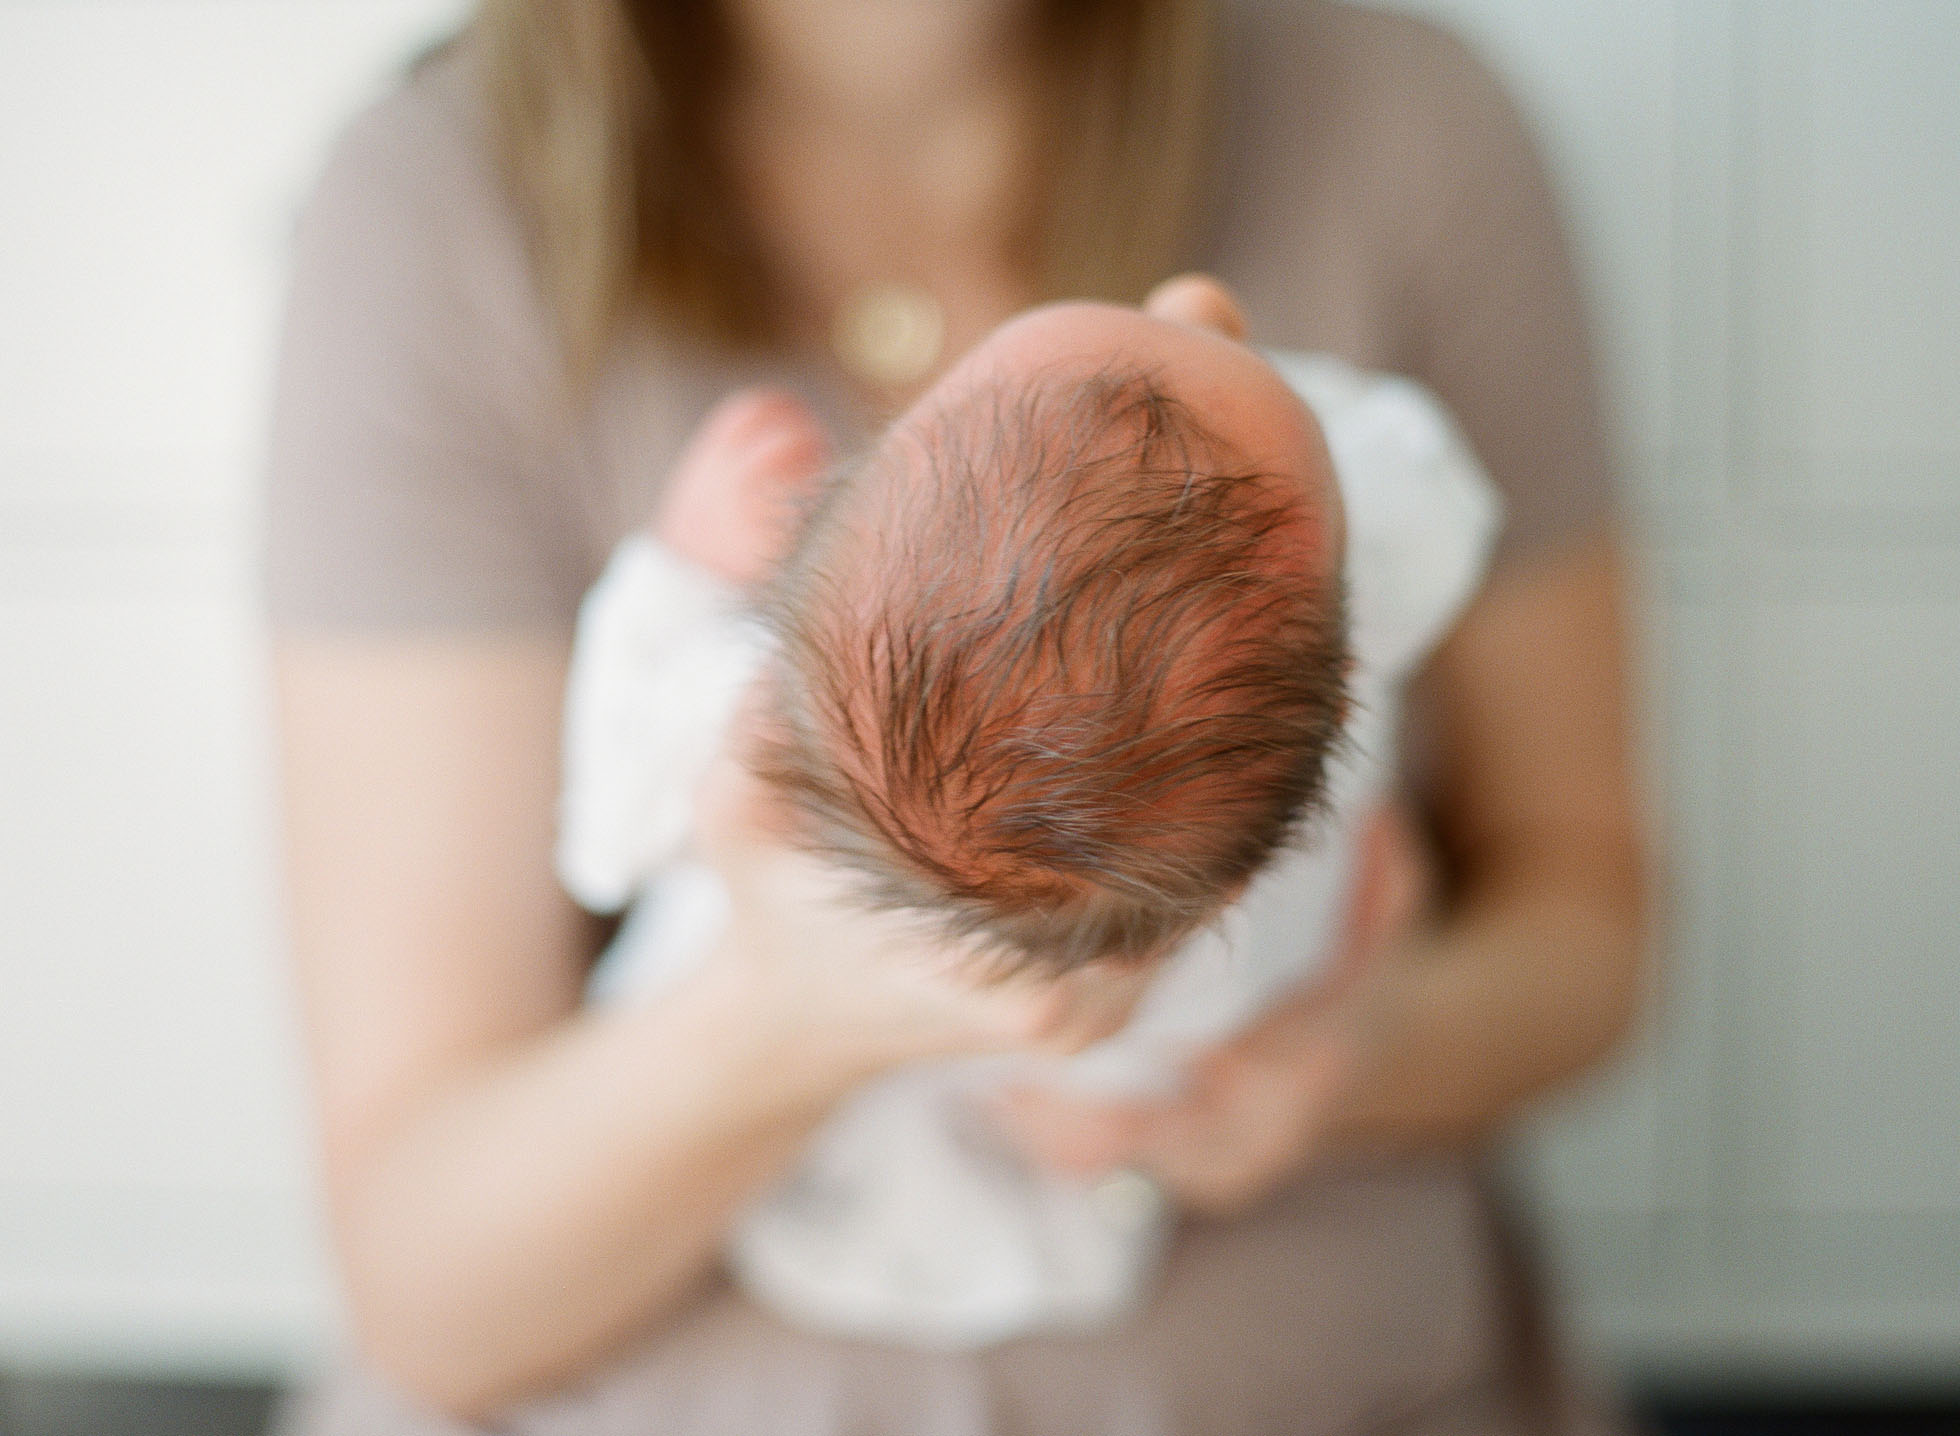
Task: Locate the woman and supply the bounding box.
[267,0,1646,1430]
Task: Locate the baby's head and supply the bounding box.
[750,300,1350,974]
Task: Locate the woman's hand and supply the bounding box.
[996,802,1430,1216]
[692,744,1163,1097]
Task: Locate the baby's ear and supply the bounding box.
[653,389,833,587]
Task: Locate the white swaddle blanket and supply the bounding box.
[556,354,1501,1348]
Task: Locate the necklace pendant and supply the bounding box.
[832,282,945,390]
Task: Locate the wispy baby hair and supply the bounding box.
[756,367,1350,975]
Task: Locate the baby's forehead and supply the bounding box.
[888,359,1221,466]
[887,345,1310,489]
[893,303,1326,495]
[963,301,1205,377]
[823,361,1335,604]
[849,367,1233,552]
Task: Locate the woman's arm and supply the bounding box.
[276,634,850,1416]
[1330,535,1647,1146]
[277,631,1141,1416]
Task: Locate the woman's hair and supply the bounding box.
[476,0,1217,379]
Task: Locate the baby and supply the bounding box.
[558,299,1499,1345]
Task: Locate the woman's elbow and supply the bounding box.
[334,1247,507,1422]
[1568,834,1655,1072]
[329,1189,557,1422]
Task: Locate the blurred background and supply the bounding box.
[1,1,1955,1432]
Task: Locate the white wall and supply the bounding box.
[1,0,1956,1389]
[0,0,469,1376]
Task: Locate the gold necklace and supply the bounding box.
[831,282,945,390]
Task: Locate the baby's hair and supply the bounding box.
[755,367,1350,975]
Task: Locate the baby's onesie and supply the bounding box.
[556,354,1501,1348]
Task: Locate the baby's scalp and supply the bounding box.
[753,313,1351,975]
[957,302,1345,577]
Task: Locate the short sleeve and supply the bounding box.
[1383,18,1618,568]
[261,51,592,632]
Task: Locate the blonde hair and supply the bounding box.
[476,0,1217,380]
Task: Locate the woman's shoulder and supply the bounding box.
[1206,3,1534,360]
[1214,4,1615,560]
[1218,0,1536,195]
[311,38,504,215]
[285,30,563,398]
[293,33,546,342]
[1222,1,1515,104]
[266,35,596,632]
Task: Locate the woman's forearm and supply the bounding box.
[274,639,870,1418]
[331,959,843,1420]
[1328,858,1647,1152]
[1326,539,1651,1150]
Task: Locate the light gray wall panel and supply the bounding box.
[0,1181,333,1378]
[1739,1,1960,522]
[0,579,296,1192]
[0,531,337,1374]
[1736,551,1960,1215]
[0,0,468,503]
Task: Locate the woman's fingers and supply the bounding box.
[1143,273,1249,341]
[693,737,1158,1069]
[691,736,806,888]
[994,983,1371,1214]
